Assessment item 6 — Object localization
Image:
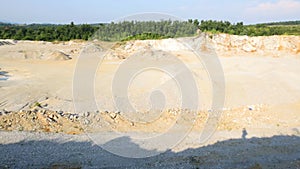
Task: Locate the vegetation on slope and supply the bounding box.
[91,20,198,41]
[199,20,300,36]
[0,22,97,41]
[0,20,299,42]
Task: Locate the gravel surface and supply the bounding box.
[0,131,299,169]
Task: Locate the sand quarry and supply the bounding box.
[0,34,300,168]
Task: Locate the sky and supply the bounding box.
[0,0,299,24]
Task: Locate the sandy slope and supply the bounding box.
[0,35,300,168]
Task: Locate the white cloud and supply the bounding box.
[245,0,300,22]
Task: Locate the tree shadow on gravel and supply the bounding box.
[0,134,299,169]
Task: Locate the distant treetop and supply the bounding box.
[0,20,299,42]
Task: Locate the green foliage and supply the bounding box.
[199,20,300,36]
[30,102,42,108]
[92,20,197,41]
[0,20,197,42]
[121,33,170,41]
[0,22,98,41]
[259,20,300,26]
[0,20,299,42]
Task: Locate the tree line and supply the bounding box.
[92,20,198,41]
[0,20,299,42]
[0,22,97,41]
[0,21,197,42]
[199,20,300,36]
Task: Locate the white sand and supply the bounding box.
[0,37,299,168]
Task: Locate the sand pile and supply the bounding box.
[1,34,299,60]
[48,50,72,60]
[107,34,300,59]
[23,50,42,59]
[0,40,83,60]
[211,34,300,57]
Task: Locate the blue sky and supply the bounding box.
[0,0,299,24]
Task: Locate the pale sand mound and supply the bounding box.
[48,50,71,60]
[0,40,83,60]
[23,50,42,59]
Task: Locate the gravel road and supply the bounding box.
[0,131,299,169]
